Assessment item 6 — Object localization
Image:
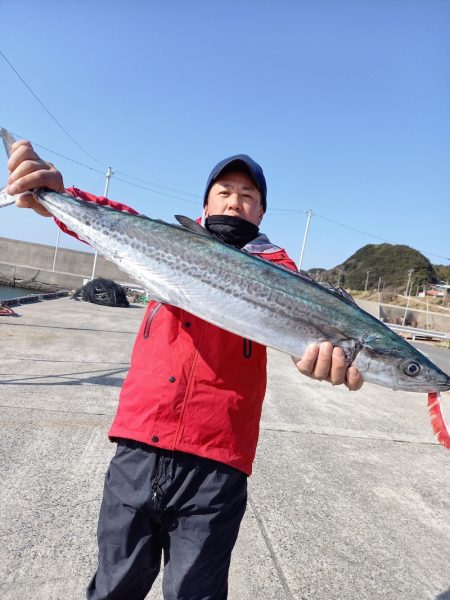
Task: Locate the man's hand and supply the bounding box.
[293,341,363,391]
[7,140,65,217]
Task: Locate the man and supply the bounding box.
[7,142,363,600]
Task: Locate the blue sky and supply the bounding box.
[1,1,449,272]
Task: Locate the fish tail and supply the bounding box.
[0,187,17,208]
[428,392,450,449]
[1,127,16,158]
[1,128,18,206]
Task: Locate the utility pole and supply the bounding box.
[298,209,312,272]
[51,228,61,272]
[91,166,113,280]
[364,270,370,292]
[404,268,414,297]
[337,269,343,287]
[402,269,414,326]
[377,276,382,304]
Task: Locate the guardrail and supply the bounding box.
[387,323,450,341]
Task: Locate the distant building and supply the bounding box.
[424,283,450,297]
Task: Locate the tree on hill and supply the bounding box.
[310,243,438,291]
[307,268,326,279]
[434,264,450,284]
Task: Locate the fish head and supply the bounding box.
[353,339,450,392]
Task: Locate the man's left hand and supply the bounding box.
[293,342,363,391]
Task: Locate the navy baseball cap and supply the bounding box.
[203,154,267,212]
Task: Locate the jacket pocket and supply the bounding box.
[143,303,162,339]
[243,338,253,359]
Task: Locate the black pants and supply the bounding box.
[87,440,248,600]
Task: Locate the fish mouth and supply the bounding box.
[434,368,450,391]
[438,380,450,392]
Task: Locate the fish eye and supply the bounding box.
[403,361,421,377]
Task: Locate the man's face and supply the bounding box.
[205,171,264,226]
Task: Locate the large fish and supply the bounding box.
[1,128,449,443]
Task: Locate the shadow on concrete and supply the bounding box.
[0,367,128,387]
[436,589,450,599]
[0,321,138,334]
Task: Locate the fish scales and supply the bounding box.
[12,188,447,394]
[45,194,357,348]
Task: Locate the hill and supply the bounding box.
[308,243,443,292]
[434,264,450,282]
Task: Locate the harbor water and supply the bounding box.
[0,284,38,300]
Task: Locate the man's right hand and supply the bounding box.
[7,140,65,217]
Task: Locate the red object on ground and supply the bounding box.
[0,305,17,316]
[428,392,450,449]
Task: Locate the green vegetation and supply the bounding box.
[434,264,450,284]
[308,243,442,292]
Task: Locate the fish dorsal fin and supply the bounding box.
[317,281,357,305]
[175,215,215,238]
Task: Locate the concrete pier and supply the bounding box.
[0,236,138,291]
[1,298,450,599]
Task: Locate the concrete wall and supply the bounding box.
[0,236,138,290]
[355,298,450,334]
[379,304,450,333]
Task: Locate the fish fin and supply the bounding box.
[340,336,365,367]
[175,215,215,238]
[313,321,349,344]
[318,281,356,304]
[428,392,450,449]
[145,292,166,303]
[312,323,360,366]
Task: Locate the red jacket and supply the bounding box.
[63,188,297,475]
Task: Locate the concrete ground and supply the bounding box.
[0,297,450,600]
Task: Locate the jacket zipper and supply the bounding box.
[143,303,162,339]
[243,338,253,358]
[172,319,207,448]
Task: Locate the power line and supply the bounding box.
[12,127,201,201]
[5,124,449,262]
[11,131,201,204]
[12,135,105,174]
[112,174,199,205]
[314,212,450,262]
[315,212,396,244]
[269,207,308,213]
[0,49,105,167]
[269,206,449,262]
[114,169,200,198]
[0,52,273,205]
[10,132,200,204]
